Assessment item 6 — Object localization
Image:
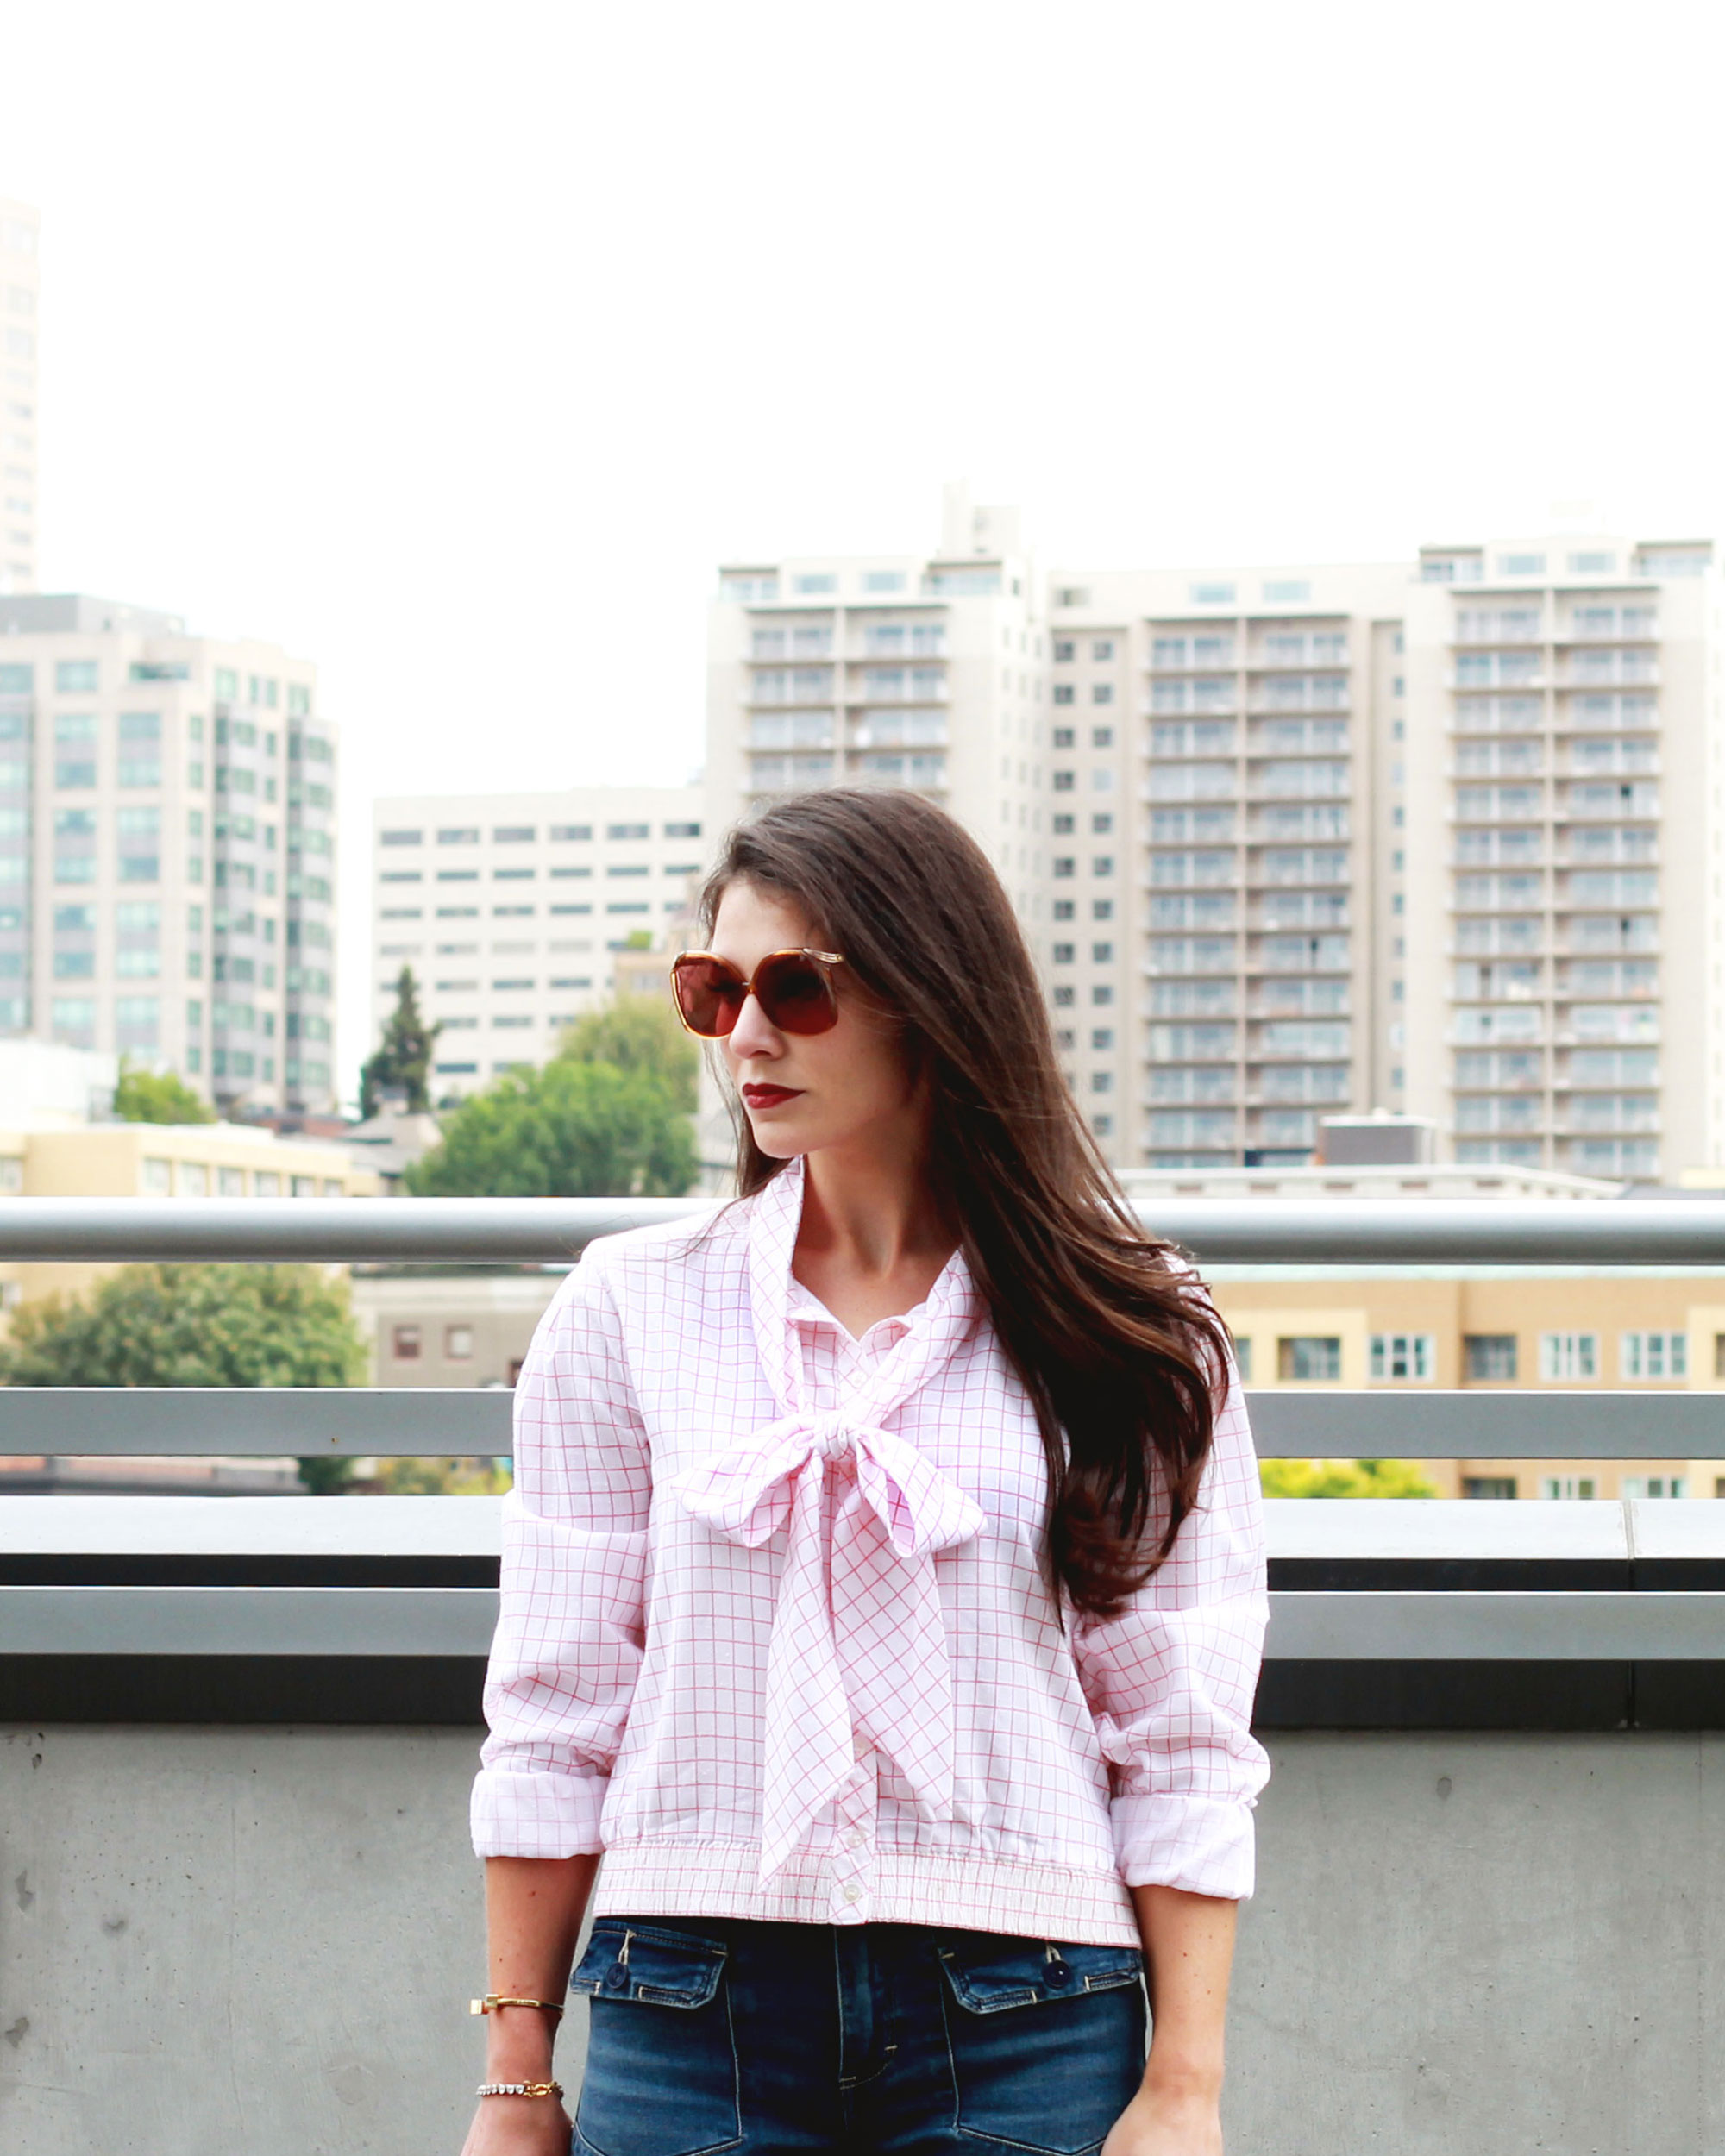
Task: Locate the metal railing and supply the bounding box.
[8,1197,1725,1670]
[7,1195,1725,1464]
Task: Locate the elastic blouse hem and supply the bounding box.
[592,1839,1142,1946]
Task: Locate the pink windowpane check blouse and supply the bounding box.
[471,1158,1270,1944]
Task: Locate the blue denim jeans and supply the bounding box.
[569,1915,1146,2156]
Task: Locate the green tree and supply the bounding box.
[1260,1457,1437,1500]
[112,1058,216,1125]
[406,1055,696,1198]
[360,965,438,1119]
[0,1263,370,1495]
[560,995,698,1112]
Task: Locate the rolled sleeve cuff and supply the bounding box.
[1113,1791,1257,1901]
[469,1766,609,1859]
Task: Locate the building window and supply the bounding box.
[1622,1475,1687,1500]
[1621,1331,1686,1380]
[1278,1336,1341,1382]
[1370,1333,1434,1382]
[55,660,98,693]
[1540,1332,1598,1381]
[1232,1337,1253,1382]
[1053,640,1075,661]
[438,826,480,845]
[1091,726,1114,748]
[493,825,535,843]
[445,1324,474,1360]
[1463,1476,1518,1500]
[1091,684,1114,705]
[1190,583,1236,605]
[1464,1333,1518,1382]
[1053,685,1075,705]
[380,829,423,846]
[1052,727,1075,748]
[392,1325,423,1360]
[1541,1476,1596,1500]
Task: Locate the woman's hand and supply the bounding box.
[1101,2077,1223,2156]
[458,2095,574,2155]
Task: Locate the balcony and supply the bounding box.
[13,1198,1725,2153]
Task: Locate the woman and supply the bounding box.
[462,788,1268,2156]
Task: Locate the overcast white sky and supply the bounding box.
[5,0,1724,1100]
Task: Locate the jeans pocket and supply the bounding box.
[937,1934,1146,2156]
[572,1921,741,2156]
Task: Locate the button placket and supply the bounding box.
[826,1753,878,1926]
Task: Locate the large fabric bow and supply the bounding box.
[674,1409,985,1879]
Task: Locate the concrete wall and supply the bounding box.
[3,1724,1722,2155]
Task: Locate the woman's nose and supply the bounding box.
[727,993,781,1059]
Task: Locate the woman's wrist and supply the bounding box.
[1140,2046,1225,2102]
[486,2029,556,2077]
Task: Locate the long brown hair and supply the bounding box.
[697,787,1231,1619]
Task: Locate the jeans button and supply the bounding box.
[1044,1959,1073,1988]
[604,1963,628,1993]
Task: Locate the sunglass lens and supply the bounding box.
[672,957,745,1037]
[756,954,839,1035]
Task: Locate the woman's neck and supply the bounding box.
[791,1130,956,1338]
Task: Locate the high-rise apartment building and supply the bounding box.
[0,595,338,1113]
[1,199,41,596]
[1402,536,1722,1181]
[369,785,706,1097]
[708,502,1722,1181]
[1041,563,1409,1163]
[706,488,1047,931]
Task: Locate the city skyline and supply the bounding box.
[6,3,1725,1100]
[710,511,1719,1178]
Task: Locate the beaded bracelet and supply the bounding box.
[476,2081,563,2101]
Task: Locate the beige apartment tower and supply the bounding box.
[706,488,1047,936]
[0,198,40,596]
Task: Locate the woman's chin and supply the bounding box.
[744,1116,812,1160]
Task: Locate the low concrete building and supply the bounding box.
[347,1268,565,1389]
[0,1117,380,1312]
[1211,1262,1725,1499]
